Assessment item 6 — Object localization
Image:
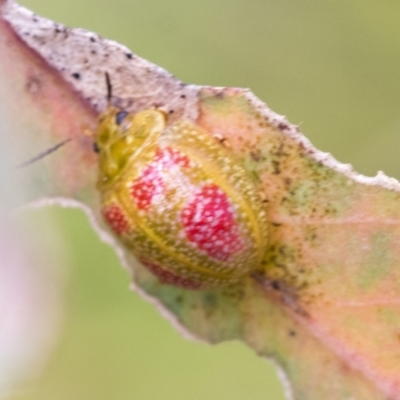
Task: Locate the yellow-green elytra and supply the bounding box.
[95,106,268,289]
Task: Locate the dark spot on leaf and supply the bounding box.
[90,37,96,42]
[271,280,281,291]
[25,76,41,94]
[250,150,265,162]
[169,109,174,114]
[72,72,81,80]
[125,53,133,59]
[180,94,186,99]
[273,142,289,158]
[289,330,296,337]
[203,293,217,308]
[284,177,292,186]
[93,142,100,153]
[272,160,280,174]
[217,136,227,144]
[278,122,290,131]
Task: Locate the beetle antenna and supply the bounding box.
[14,138,72,169]
[105,72,112,106]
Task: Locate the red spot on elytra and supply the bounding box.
[181,184,244,261]
[103,204,130,235]
[141,259,202,290]
[130,165,164,210]
[130,147,190,210]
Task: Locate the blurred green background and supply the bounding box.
[14,1,400,399]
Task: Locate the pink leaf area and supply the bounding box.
[2,1,400,399]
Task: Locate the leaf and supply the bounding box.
[1,1,400,398]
